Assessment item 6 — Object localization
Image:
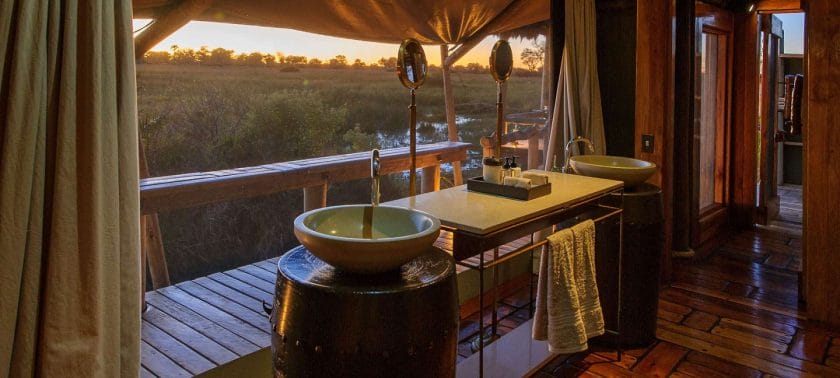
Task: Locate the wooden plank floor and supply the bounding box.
[457,227,840,377]
[766,184,802,236]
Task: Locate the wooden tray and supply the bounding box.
[466,176,551,200]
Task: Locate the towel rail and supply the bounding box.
[455,204,622,270]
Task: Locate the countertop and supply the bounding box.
[383,171,622,235]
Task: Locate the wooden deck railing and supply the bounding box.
[139,141,471,288]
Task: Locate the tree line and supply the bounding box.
[141,45,542,75]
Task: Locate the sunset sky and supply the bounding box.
[133,12,803,65]
[132,20,541,67]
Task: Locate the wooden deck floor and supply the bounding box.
[457,227,840,377]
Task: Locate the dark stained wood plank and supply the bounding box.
[141,322,216,374]
[684,351,763,378]
[236,264,277,285]
[710,326,788,353]
[175,281,270,333]
[142,304,238,364]
[208,272,273,303]
[657,326,803,377]
[659,320,840,376]
[140,340,191,377]
[682,311,719,332]
[633,341,687,377]
[721,281,754,298]
[144,292,258,356]
[580,352,643,377]
[659,300,692,316]
[675,360,731,378]
[788,329,831,363]
[658,308,684,324]
[717,318,794,343]
[194,276,265,311]
[223,269,275,294]
[660,289,797,336]
[140,365,155,378]
[670,282,805,320]
[156,286,269,347]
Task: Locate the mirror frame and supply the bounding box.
[397,38,427,89]
[489,40,513,83]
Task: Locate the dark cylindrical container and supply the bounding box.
[271,245,459,377]
[617,184,664,346]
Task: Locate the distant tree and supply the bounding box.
[377,57,397,71]
[243,52,264,66]
[142,51,171,64]
[286,55,308,66]
[206,47,235,66]
[465,62,485,73]
[262,54,276,66]
[329,54,348,68]
[275,52,286,65]
[351,58,366,69]
[170,45,197,64]
[194,46,210,64]
[520,40,545,72]
[307,58,323,67]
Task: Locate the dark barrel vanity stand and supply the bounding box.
[270,245,459,377]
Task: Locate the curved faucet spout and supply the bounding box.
[371,149,381,206]
[563,136,595,173]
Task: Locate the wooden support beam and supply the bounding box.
[134,0,213,60]
[527,134,540,170]
[440,45,463,185]
[805,0,840,329]
[421,165,441,193]
[139,139,170,290]
[636,0,674,283]
[731,12,760,228]
[303,183,328,211]
[757,0,802,13]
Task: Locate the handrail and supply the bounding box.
[139,141,470,214]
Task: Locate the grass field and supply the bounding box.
[137,64,543,285]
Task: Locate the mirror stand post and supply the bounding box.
[409,89,417,196]
[496,82,504,155]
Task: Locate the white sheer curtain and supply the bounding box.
[545,0,606,168]
[0,0,141,376]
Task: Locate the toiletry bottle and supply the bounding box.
[502,157,511,179]
[510,156,521,178]
[482,156,502,184]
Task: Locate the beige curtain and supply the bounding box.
[0,0,141,376]
[545,0,606,167]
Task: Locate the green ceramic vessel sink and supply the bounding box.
[569,155,657,188]
[293,205,441,274]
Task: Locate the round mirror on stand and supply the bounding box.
[396,38,428,196]
[489,40,513,156]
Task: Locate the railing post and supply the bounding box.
[143,215,171,289]
[421,164,441,193]
[303,182,328,211]
[528,134,541,170]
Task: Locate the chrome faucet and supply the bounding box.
[371,149,381,206]
[562,136,595,173]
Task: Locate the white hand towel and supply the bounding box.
[532,219,604,353]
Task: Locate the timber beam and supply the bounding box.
[134,0,213,60]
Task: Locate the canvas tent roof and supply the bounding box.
[132,0,549,45]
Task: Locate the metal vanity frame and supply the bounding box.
[386,173,625,377]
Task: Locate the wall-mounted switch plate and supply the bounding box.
[642,134,654,153]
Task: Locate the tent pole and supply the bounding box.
[441,45,463,185]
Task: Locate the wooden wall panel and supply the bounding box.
[635,0,674,284]
[804,0,840,329]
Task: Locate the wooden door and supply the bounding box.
[691,2,734,248]
[756,15,784,224]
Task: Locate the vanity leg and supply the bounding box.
[491,247,499,338]
[479,248,485,378]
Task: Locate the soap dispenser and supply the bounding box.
[510,156,521,178]
[502,157,512,179]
